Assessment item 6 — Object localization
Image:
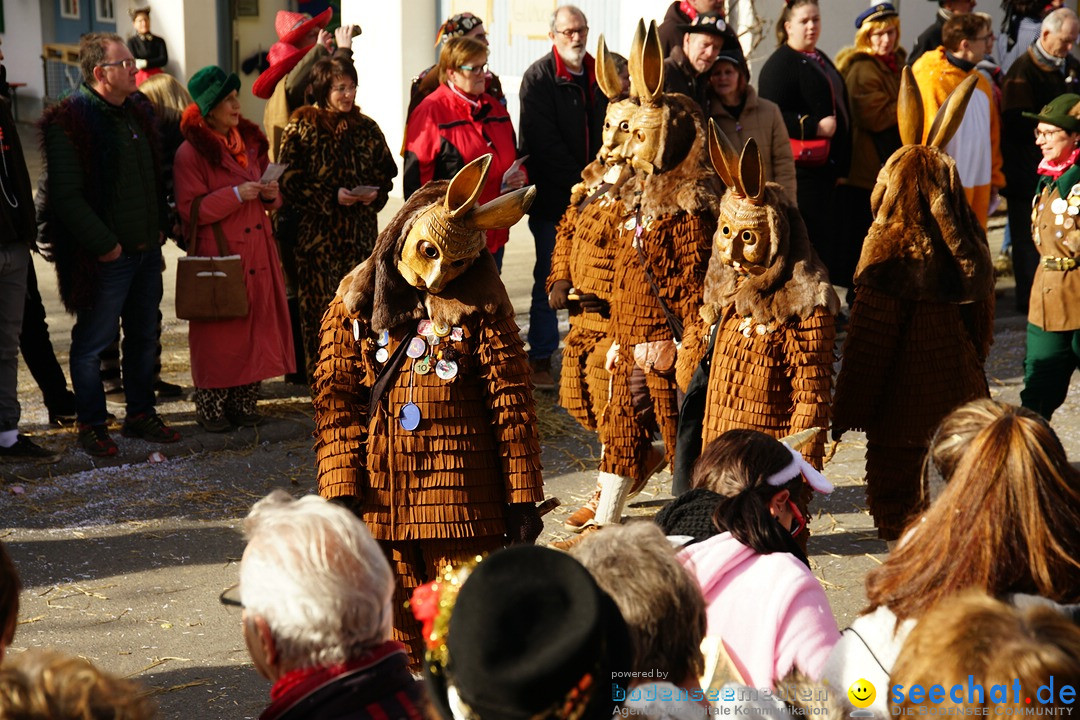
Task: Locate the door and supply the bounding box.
[54,0,117,45]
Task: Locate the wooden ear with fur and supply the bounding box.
[638,20,665,104]
[445,154,492,218]
[628,19,646,101]
[925,74,978,150]
[897,67,924,147]
[739,138,765,205]
[464,186,536,231]
[708,119,742,195]
[595,35,621,101]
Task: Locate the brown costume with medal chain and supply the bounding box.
[313,157,543,667]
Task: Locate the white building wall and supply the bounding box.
[2,0,46,120]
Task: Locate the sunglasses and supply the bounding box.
[219,584,243,608]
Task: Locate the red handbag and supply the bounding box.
[791,115,830,168]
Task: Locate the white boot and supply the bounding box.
[593,471,634,526]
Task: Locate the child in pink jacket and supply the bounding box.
[660,430,840,688]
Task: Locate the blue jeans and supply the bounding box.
[527,217,559,361]
[70,249,163,425]
[0,243,29,431]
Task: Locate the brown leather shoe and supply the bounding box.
[629,444,667,499]
[549,523,600,551]
[564,487,601,532]
[530,357,556,391]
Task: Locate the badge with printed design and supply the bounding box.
[377,329,390,347]
[417,319,433,336]
[406,336,427,358]
[450,327,464,342]
[435,359,459,380]
[414,356,431,375]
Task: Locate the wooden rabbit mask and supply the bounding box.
[621,19,700,176]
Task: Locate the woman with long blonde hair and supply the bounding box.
[824,399,1080,713]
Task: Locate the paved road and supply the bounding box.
[3,122,1079,719]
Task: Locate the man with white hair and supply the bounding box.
[518,5,607,391]
[1002,6,1080,313]
[235,490,429,719]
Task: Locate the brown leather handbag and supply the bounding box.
[174,195,250,321]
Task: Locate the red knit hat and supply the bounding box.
[274,8,331,46]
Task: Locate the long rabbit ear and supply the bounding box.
[739,137,765,205]
[897,66,924,147]
[595,34,622,100]
[708,119,742,195]
[465,186,536,230]
[639,20,665,104]
[925,74,978,149]
[628,19,646,100]
[446,154,492,219]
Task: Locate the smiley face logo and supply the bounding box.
[848,679,876,708]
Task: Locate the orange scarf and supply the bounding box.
[218,126,248,168]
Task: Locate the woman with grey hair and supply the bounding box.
[236,490,430,718]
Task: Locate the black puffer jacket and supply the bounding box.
[518,50,607,220]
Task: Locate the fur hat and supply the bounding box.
[128,5,150,21]
[437,545,633,720]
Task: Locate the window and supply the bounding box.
[60,0,80,20]
[96,0,115,22]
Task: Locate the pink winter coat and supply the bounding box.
[174,104,295,388]
[678,532,840,689]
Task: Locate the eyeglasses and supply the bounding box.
[331,83,357,95]
[973,33,994,42]
[1035,128,1067,141]
[787,498,806,538]
[219,584,243,608]
[98,58,137,70]
[554,26,588,39]
[457,63,488,75]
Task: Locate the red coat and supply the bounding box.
[403,83,522,254]
[174,105,295,388]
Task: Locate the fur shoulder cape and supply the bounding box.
[180,104,268,163]
[625,94,724,219]
[855,146,993,304]
[338,182,514,332]
[288,104,374,137]
[700,183,839,325]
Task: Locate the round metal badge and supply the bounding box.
[399,402,422,431]
[433,322,451,338]
[1052,198,1069,215]
[377,329,390,347]
[435,359,459,380]
[414,356,431,375]
[352,318,361,342]
[375,347,389,363]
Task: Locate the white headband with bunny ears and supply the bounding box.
[765,444,833,494]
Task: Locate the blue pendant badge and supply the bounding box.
[399,402,422,431]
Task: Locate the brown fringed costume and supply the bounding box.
[678,125,839,474]
[547,37,634,433]
[313,161,543,664]
[833,71,993,540]
[591,21,722,526]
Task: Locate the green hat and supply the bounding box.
[188,65,241,117]
[1023,93,1080,133]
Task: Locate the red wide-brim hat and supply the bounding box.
[251,40,308,99]
[275,7,332,46]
